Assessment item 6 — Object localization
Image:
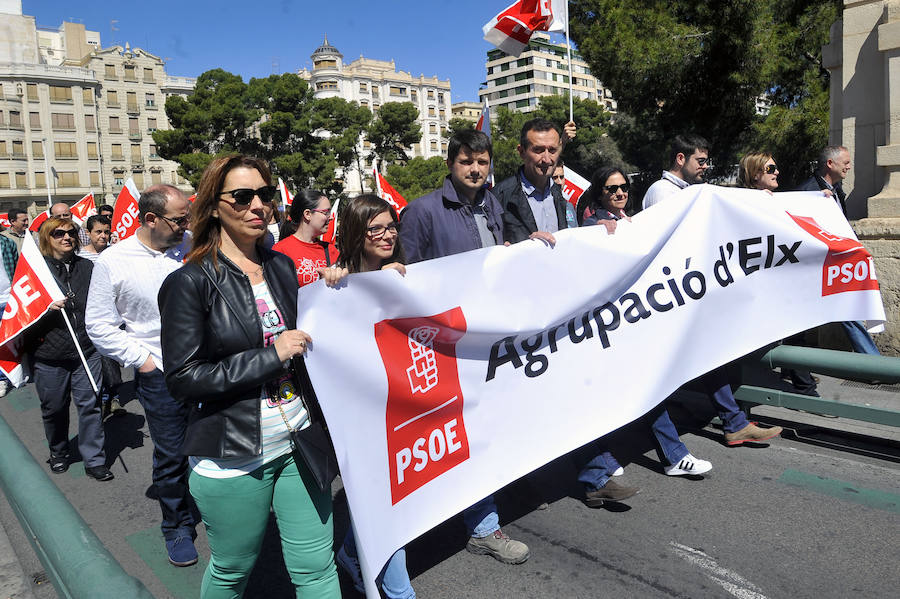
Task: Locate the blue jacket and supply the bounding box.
[400,176,504,263]
[796,174,847,216]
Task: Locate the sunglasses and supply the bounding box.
[366,222,400,239]
[50,228,78,239]
[218,186,278,205]
[763,164,778,174]
[603,183,630,194]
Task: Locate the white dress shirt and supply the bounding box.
[86,232,188,372]
[642,171,690,210]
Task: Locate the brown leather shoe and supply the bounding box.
[583,480,640,507]
[724,422,783,446]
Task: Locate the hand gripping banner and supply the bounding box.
[296,184,885,595]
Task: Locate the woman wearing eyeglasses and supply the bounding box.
[158,155,346,598]
[272,189,339,287]
[330,194,414,599]
[26,217,111,480]
[579,166,633,225]
[738,152,779,192]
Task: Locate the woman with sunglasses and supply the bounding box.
[738,152,779,192]
[26,217,111,480]
[158,155,346,598]
[578,166,632,226]
[272,189,339,287]
[331,194,414,599]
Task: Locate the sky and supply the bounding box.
[23,0,545,104]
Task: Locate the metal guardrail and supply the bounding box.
[0,414,154,599]
[736,346,900,427]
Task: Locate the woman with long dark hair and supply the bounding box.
[27,217,110,480]
[158,155,345,597]
[273,189,339,287]
[332,194,414,599]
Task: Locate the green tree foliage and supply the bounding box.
[569,0,839,184]
[367,102,422,168]
[385,156,448,201]
[447,117,474,138]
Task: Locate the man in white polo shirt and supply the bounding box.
[86,184,198,567]
[642,134,711,209]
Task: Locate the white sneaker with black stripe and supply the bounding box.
[664,454,712,476]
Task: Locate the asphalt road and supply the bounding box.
[0,372,897,599]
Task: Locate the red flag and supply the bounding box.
[482,0,567,57]
[70,192,97,224]
[278,178,293,207]
[0,233,66,385]
[187,193,197,203]
[0,340,26,387]
[374,164,408,214]
[29,209,50,233]
[0,213,9,228]
[560,166,591,208]
[320,197,341,245]
[111,178,141,241]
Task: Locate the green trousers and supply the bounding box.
[189,453,339,598]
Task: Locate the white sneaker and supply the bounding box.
[665,454,712,476]
[611,466,625,477]
[0,380,9,398]
[336,544,364,593]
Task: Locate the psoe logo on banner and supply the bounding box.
[788,213,879,296]
[375,308,470,505]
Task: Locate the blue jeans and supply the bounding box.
[342,531,415,599]
[700,366,749,434]
[463,496,499,538]
[135,368,196,540]
[841,321,880,355]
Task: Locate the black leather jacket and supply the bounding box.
[158,247,302,458]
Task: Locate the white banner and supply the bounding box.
[297,184,885,594]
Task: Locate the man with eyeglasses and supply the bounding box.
[86,184,200,567]
[642,134,711,209]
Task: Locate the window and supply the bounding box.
[515,85,528,95]
[516,99,529,108]
[427,90,435,100]
[487,66,494,75]
[372,85,380,97]
[410,90,417,102]
[132,172,144,188]
[85,114,96,131]
[0,173,9,188]
[82,88,93,104]
[29,112,41,128]
[143,67,155,82]
[359,83,368,93]
[104,64,116,79]
[32,172,43,188]
[0,141,5,156]
[145,93,156,107]
[129,118,139,134]
[124,65,136,81]
[31,141,42,157]
[89,171,100,186]
[313,59,337,69]
[148,117,157,132]
[151,171,162,185]
[54,141,78,158]
[114,176,124,186]
[51,113,75,129]
[428,107,436,117]
[430,140,438,151]
[107,90,119,107]
[438,92,444,104]
[516,58,530,67]
[439,109,445,119]
[126,92,138,112]
[514,71,528,81]
[316,81,338,91]
[360,100,369,107]
[49,86,72,102]
[149,144,158,158]
[494,76,507,86]
[11,141,24,157]
[87,142,98,159]
[58,171,79,187]
[111,143,123,159]
[441,141,448,152]
[500,62,510,71]
[9,111,21,127]
[26,83,38,100]
[429,123,437,134]
[131,144,142,162]
[109,116,121,132]
[389,86,406,96]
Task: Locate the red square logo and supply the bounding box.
[788,214,879,296]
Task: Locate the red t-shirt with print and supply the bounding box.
[272,236,340,287]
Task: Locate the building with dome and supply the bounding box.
[298,36,451,194]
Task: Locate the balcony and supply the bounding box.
[0,62,96,82]
[107,102,120,108]
[128,132,141,141]
[145,103,157,110]
[126,103,140,115]
[108,128,123,134]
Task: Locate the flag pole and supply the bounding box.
[60,309,99,396]
[564,1,575,122]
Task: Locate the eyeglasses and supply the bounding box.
[763,164,778,174]
[695,157,710,166]
[218,186,278,205]
[155,213,191,228]
[309,208,331,215]
[50,228,78,239]
[366,222,400,239]
[603,183,630,194]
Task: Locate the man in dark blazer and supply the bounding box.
[796,145,851,216]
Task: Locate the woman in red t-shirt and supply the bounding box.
[272,189,340,287]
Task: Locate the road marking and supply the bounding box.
[778,468,899,513]
[669,542,769,599]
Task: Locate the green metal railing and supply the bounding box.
[0,414,154,599]
[736,346,900,427]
